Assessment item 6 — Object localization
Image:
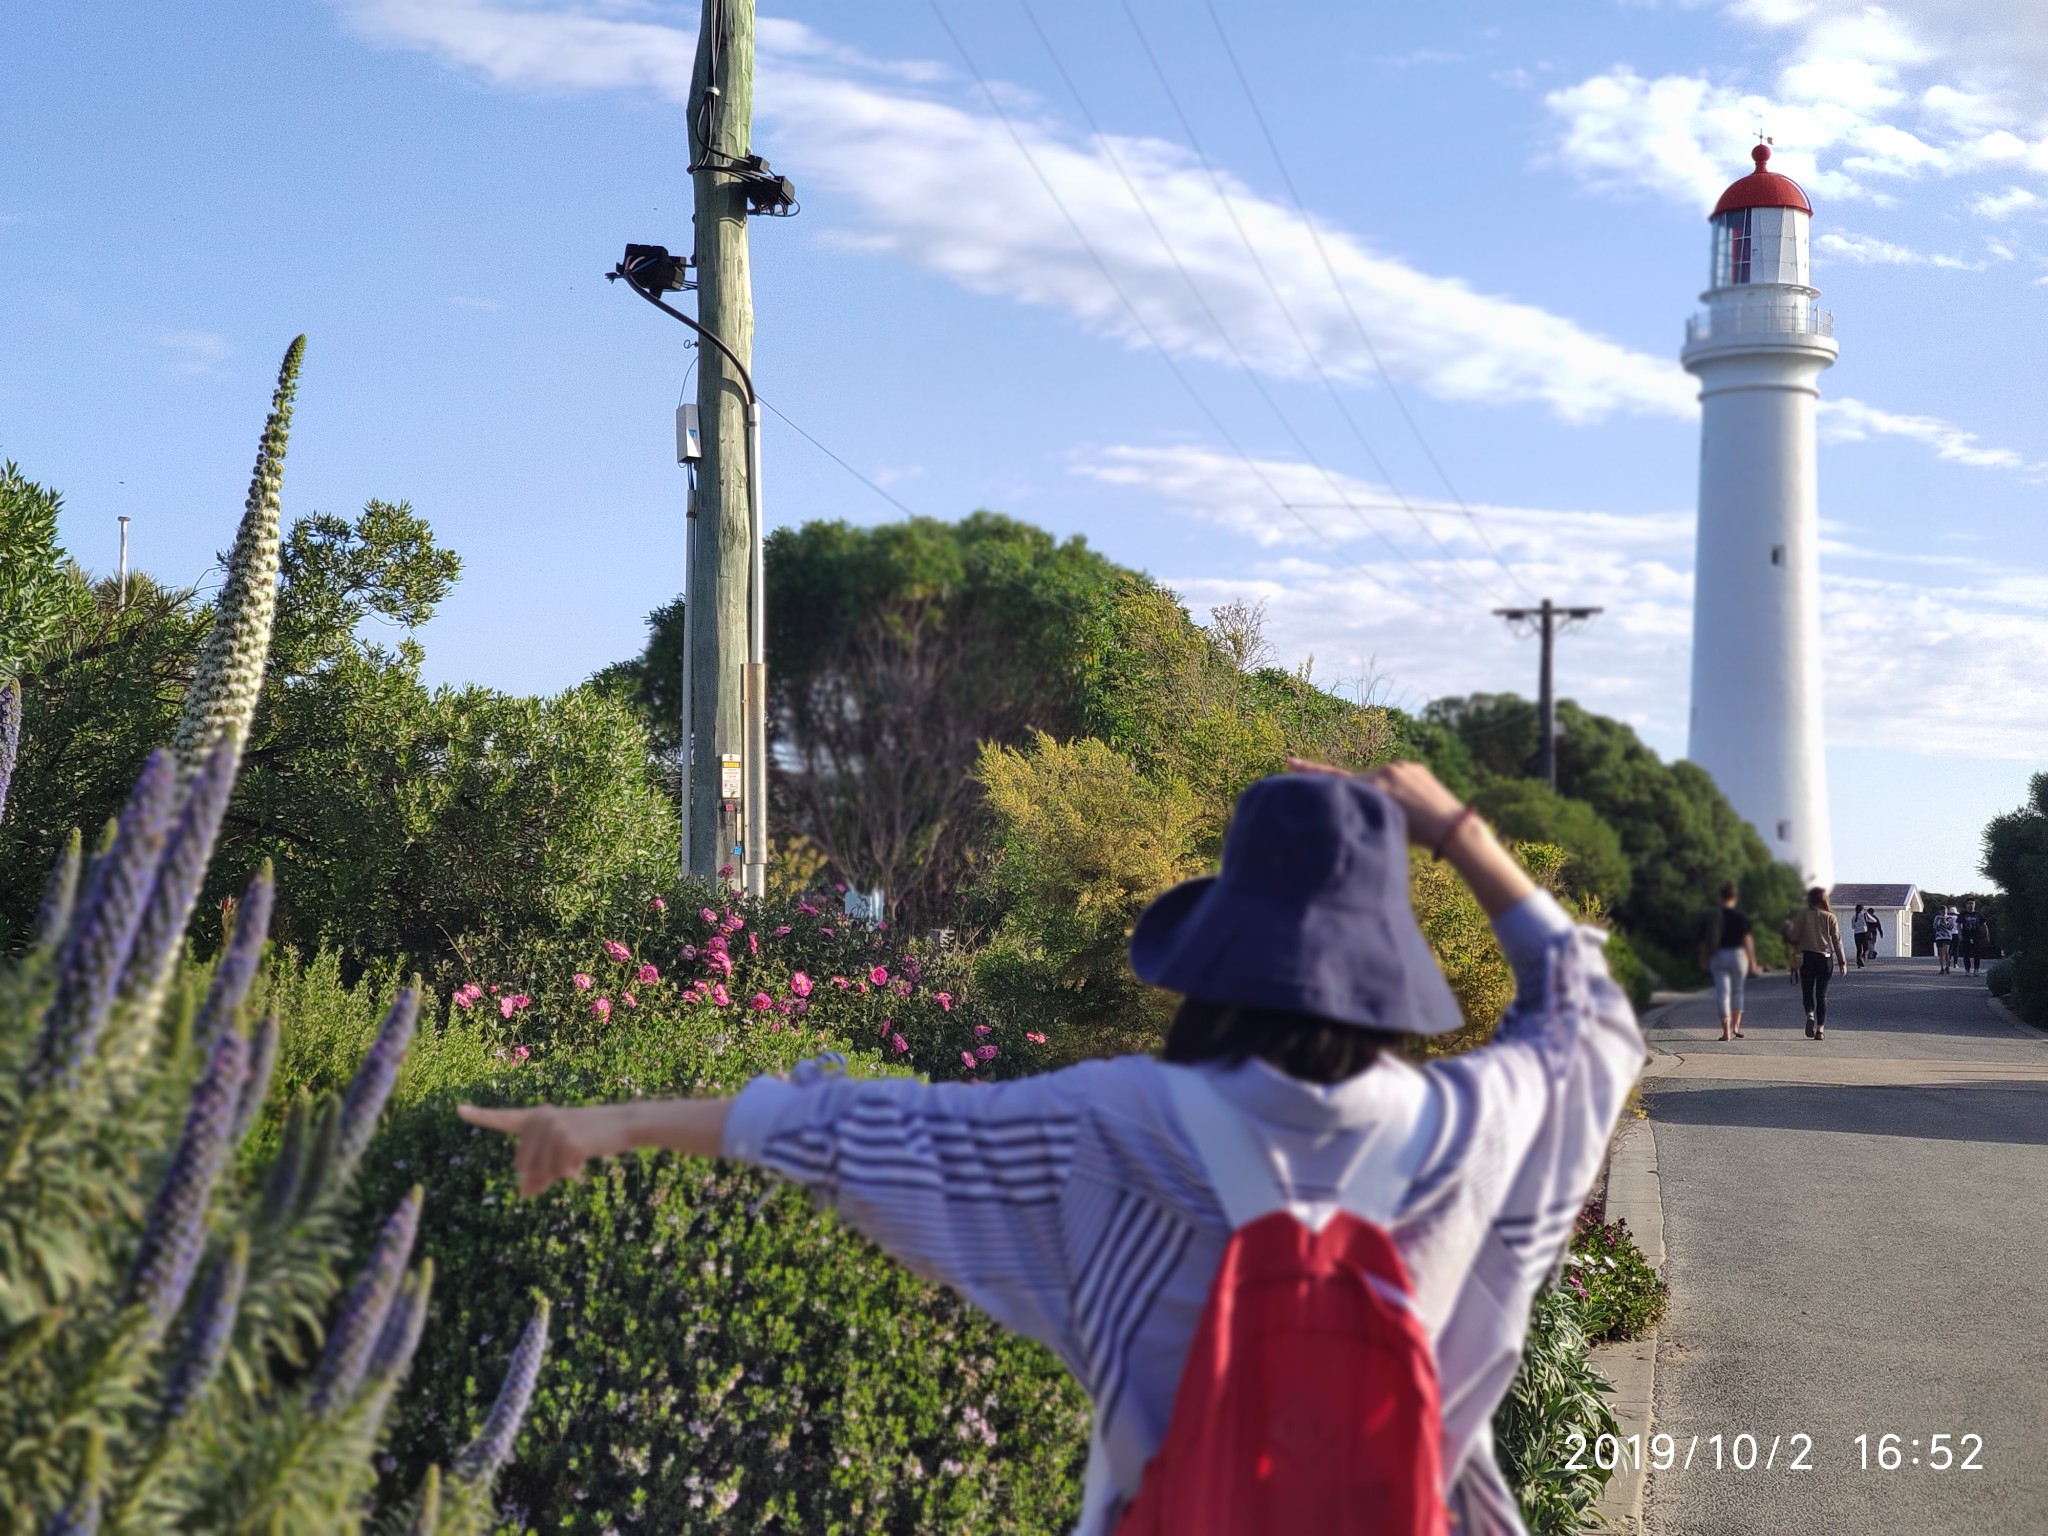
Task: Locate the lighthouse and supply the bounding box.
[1683,145,1837,886]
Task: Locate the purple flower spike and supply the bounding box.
[332,989,418,1186]
[308,1186,422,1416]
[366,1258,434,1390]
[34,828,82,955]
[129,1027,248,1326]
[119,737,243,1016]
[192,865,274,1052]
[232,1012,279,1147]
[160,1230,249,1424]
[44,1485,101,1536]
[452,1298,550,1487]
[0,676,19,826]
[34,751,180,1084]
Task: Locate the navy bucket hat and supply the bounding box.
[1129,772,1465,1036]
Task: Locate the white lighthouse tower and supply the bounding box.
[1683,145,1836,886]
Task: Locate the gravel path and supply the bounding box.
[1638,958,2048,1535]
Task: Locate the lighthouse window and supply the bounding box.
[1715,208,1754,285]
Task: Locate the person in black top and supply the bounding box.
[1957,900,1988,975]
[1699,880,1761,1041]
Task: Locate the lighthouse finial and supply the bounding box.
[1752,142,1771,172]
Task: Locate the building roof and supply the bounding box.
[1830,883,1922,911]
[1711,145,1814,217]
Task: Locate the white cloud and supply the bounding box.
[1101,439,2048,760]
[1547,1,2048,211]
[1815,230,1980,267]
[1969,185,2040,219]
[344,0,1694,424]
[1818,396,2048,474]
[345,2,2042,475]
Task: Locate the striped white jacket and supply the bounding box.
[722,892,1646,1534]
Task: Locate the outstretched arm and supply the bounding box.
[459,1099,733,1198]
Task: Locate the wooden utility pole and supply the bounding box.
[685,0,762,894]
[1493,598,1602,790]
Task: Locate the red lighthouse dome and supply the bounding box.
[1712,144,1812,217]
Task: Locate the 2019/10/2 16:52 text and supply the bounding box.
[1563,1431,1987,1474]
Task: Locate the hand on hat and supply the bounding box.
[1286,757,1467,851]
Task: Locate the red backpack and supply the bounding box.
[1116,1071,1447,1536]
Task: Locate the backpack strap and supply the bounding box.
[1165,1067,1288,1230]
[1165,1066,1425,1232]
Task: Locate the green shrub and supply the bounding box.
[1566,1209,1668,1343]
[1986,956,2017,999]
[1492,1285,1620,1535]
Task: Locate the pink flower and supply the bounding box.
[773,925,791,937]
[1025,1032,1047,1044]
[799,901,819,915]
[706,935,728,955]
[751,991,773,1011]
[711,983,731,1008]
[961,1051,977,1070]
[603,940,631,963]
[453,986,477,1009]
[793,997,809,1016]
[513,1044,531,1062]
[681,945,699,962]
[637,963,660,984]
[973,1024,991,1038]
[791,972,814,998]
[708,952,734,979]
[591,997,612,1020]
[719,864,735,879]
[976,1043,998,1062]
[832,976,849,989]
[858,982,870,995]
[936,992,953,1012]
[622,992,638,1008]
[573,972,594,991]
[869,966,889,986]
[700,908,719,925]
[651,896,667,912]
[748,933,760,955]
[835,882,848,893]
[500,993,531,1019]
[877,921,889,931]
[819,927,835,937]
[770,1019,784,1032]
[893,980,912,997]
[893,1033,909,1054]
[775,999,793,1014]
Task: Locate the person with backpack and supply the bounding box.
[1697,880,1761,1041]
[461,762,1646,1535]
[1856,905,1884,966]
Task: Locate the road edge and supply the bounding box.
[1592,1107,1666,1531]
[1987,990,2048,1043]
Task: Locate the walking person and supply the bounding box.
[1933,906,1958,973]
[1697,879,1761,1042]
[1958,900,1988,975]
[1857,905,1884,965]
[460,763,1647,1534]
[1786,887,1847,1039]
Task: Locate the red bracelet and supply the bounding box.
[1432,805,1480,861]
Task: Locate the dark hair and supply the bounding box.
[1807,886,1830,911]
[1162,998,1406,1085]
[1719,880,1739,902]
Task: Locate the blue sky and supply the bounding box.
[5,0,2046,891]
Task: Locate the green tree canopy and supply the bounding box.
[1472,776,1633,911]
[0,462,83,682]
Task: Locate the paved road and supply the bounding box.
[1639,958,2048,1535]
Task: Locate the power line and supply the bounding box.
[1199,0,1537,601]
[1014,0,1477,613]
[1113,0,1513,610]
[760,398,925,519]
[925,0,1436,614]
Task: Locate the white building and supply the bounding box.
[1830,883,1922,959]
[1683,146,1837,887]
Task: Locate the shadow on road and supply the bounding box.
[1646,1079,2048,1146]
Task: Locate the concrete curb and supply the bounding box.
[1988,990,2048,1043]
[1591,1116,1664,1534]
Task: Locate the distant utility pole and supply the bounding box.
[687,0,764,898]
[117,516,132,609]
[1493,597,1602,791]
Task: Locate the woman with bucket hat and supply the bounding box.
[463,761,1646,1535]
